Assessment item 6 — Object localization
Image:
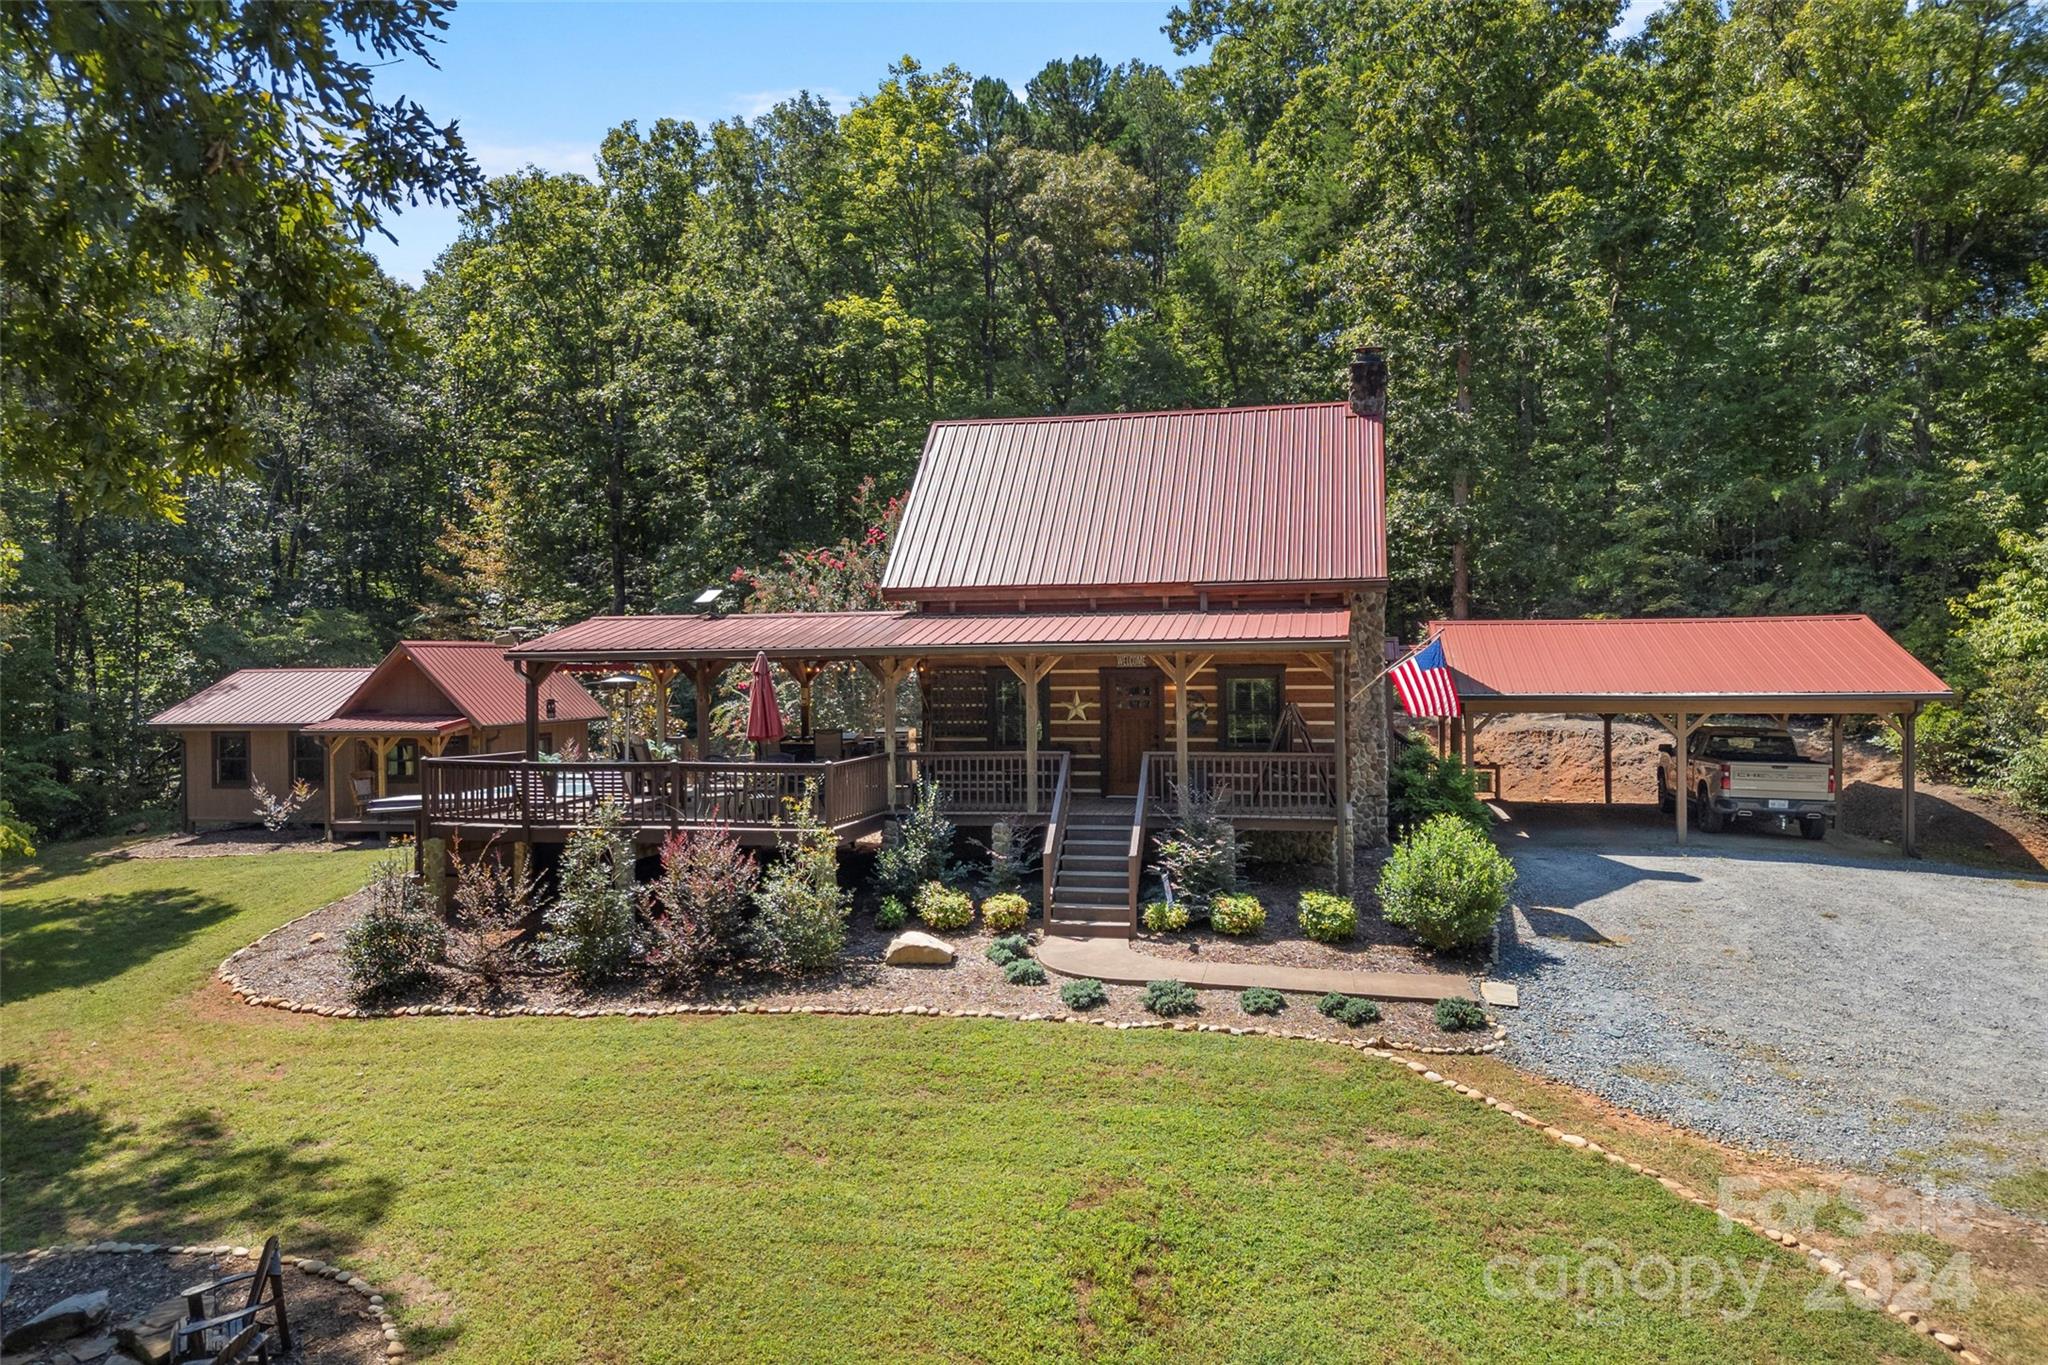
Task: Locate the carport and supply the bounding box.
[1428,616,1953,853]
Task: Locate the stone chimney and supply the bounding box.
[1347,346,1386,419]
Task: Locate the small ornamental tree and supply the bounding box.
[536,803,641,987]
[875,778,959,901]
[645,827,760,992]
[1389,737,1492,831]
[1153,791,1241,912]
[444,838,533,994]
[343,856,445,1004]
[250,777,313,832]
[752,782,850,976]
[1377,814,1516,951]
[980,820,1037,897]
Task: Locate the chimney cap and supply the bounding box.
[1347,345,1387,418]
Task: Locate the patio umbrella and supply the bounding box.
[745,651,785,757]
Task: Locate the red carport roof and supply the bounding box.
[147,668,373,729]
[1431,616,1950,708]
[880,402,1385,598]
[507,607,1351,662]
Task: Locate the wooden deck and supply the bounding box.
[417,747,1338,848]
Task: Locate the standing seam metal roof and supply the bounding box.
[145,668,374,729]
[1431,616,1951,701]
[880,402,1385,596]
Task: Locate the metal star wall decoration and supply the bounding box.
[1058,690,1095,723]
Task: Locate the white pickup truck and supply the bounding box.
[1656,724,1833,839]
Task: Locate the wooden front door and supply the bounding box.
[1100,668,1163,795]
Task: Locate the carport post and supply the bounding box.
[1602,716,1613,805]
[1902,705,1919,859]
[1830,716,1843,814]
[1674,709,1687,847]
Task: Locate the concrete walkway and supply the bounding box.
[1036,935,1475,1001]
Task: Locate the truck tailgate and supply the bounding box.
[1726,762,1830,799]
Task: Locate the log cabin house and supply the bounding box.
[425,351,1395,937]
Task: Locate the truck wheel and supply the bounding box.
[1698,787,1723,833]
[1802,817,1826,841]
[1657,771,1674,814]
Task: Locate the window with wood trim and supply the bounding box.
[385,739,419,781]
[212,732,250,787]
[292,733,325,785]
[987,668,1052,746]
[1218,667,1284,749]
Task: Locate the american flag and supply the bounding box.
[1390,637,1461,717]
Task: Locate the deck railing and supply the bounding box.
[1141,751,1338,822]
[422,753,893,834]
[1040,751,1072,912]
[897,750,1069,814]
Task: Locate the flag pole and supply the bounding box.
[1351,634,1437,706]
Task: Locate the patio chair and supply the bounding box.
[172,1235,291,1363]
[349,772,376,807]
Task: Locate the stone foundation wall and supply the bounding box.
[1347,588,1390,848]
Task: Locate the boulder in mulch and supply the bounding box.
[114,1296,186,1364]
[883,931,955,966]
[3,1288,110,1350]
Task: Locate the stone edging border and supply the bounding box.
[0,1240,412,1361]
[217,916,1512,1055]
[214,920,1977,1362]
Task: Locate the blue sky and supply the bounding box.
[368,1,1658,284]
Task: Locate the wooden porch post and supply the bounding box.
[520,661,555,760]
[323,736,343,838]
[792,661,818,738]
[1602,715,1614,806]
[1902,705,1919,859]
[692,661,720,760]
[1673,711,1687,847]
[650,664,675,746]
[1830,715,1844,809]
[1461,712,1475,772]
[1148,652,1213,816]
[1004,654,1059,814]
[371,736,394,798]
[864,657,911,809]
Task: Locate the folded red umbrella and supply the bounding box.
[745,651,785,746]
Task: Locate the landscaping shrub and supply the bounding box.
[980,820,1038,896]
[535,804,641,987]
[874,895,907,931]
[915,880,975,931]
[751,783,851,976]
[875,778,958,900]
[1003,957,1047,986]
[1209,892,1265,937]
[1377,814,1516,951]
[1389,735,1492,830]
[1239,986,1285,1015]
[1140,898,1188,933]
[249,776,312,832]
[984,932,1030,967]
[344,857,446,1004]
[1338,997,1381,1027]
[1059,977,1108,1010]
[1316,992,1379,1027]
[443,839,532,994]
[1297,890,1356,943]
[1435,997,1488,1032]
[980,891,1030,933]
[1141,979,1198,1017]
[644,826,759,992]
[1152,792,1240,910]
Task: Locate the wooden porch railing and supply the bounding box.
[1125,754,1151,928]
[896,750,1069,814]
[422,753,893,834]
[1040,751,1072,913]
[1141,751,1338,822]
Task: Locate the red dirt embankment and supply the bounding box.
[1435,714,2048,873]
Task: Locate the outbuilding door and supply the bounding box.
[1100,668,1162,795]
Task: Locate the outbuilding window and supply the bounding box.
[212,732,251,787]
[292,733,326,785]
[385,739,419,782]
[1218,667,1284,749]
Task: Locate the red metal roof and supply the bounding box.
[1432,616,1950,704]
[508,607,1351,662]
[397,640,605,727]
[880,402,1385,598]
[303,714,473,735]
[147,668,373,729]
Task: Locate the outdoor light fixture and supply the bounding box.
[545,699,557,719]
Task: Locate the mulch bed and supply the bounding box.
[227,883,1484,1048]
[0,1250,385,1365]
[104,829,372,861]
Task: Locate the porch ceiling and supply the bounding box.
[506,606,1351,665]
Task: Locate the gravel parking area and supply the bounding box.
[1493,805,2048,1202]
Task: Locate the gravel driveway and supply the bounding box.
[1493,805,2048,1202]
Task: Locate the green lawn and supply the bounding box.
[2,842,1944,1362]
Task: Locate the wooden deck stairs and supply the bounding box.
[1045,799,1138,938]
